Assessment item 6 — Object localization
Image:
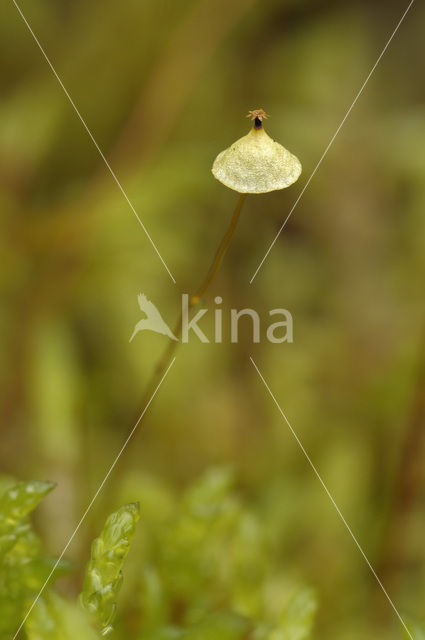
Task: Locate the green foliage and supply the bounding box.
[251,586,317,640]
[25,593,98,640]
[133,468,317,640]
[0,471,317,640]
[0,480,67,640]
[0,480,54,558]
[0,479,139,640]
[80,502,141,634]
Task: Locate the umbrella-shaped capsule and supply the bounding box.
[212,109,301,194]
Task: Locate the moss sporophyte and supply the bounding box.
[134,108,301,407]
[212,109,301,194]
[190,108,301,302]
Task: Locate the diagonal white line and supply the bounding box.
[13,357,176,639]
[250,0,415,284]
[250,356,413,640]
[11,0,176,284]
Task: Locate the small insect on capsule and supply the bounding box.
[212,109,301,194]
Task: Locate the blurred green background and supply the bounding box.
[1,0,425,638]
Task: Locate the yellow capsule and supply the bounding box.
[212,109,301,194]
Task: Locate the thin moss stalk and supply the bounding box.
[133,192,247,413]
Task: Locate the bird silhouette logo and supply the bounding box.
[129,294,178,343]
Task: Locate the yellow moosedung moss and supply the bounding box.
[212,110,301,194]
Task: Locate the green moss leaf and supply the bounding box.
[0,480,58,639]
[0,481,55,558]
[80,502,140,633]
[253,586,317,640]
[277,586,317,640]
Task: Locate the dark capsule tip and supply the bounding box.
[254,117,262,130]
